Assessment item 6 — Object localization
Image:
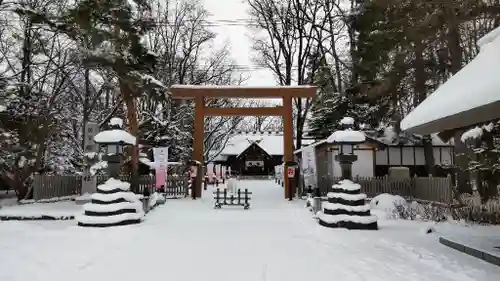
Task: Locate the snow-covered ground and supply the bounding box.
[0,200,80,219]
[1,180,499,281]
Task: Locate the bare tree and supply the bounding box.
[248,0,322,149]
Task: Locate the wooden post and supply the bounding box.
[193,95,204,198]
[283,96,293,199]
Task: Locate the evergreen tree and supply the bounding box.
[308,56,389,139]
[16,0,166,192]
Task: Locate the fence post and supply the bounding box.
[33,174,41,201]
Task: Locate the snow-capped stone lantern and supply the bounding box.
[326,117,365,180]
[77,118,143,227]
[317,117,378,230]
[93,117,136,178]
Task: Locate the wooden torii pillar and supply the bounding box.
[170,85,317,199]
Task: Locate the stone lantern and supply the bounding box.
[93,118,136,179]
[326,117,365,180]
[317,117,378,230]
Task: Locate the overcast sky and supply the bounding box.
[202,0,276,86]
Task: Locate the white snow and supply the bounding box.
[75,193,92,201]
[90,191,141,203]
[97,178,131,192]
[1,181,500,281]
[75,212,144,225]
[461,126,484,142]
[90,160,107,175]
[0,104,6,112]
[401,26,500,133]
[340,116,355,125]
[327,192,367,201]
[326,129,365,143]
[109,117,123,128]
[84,152,98,159]
[94,129,136,145]
[148,192,166,208]
[332,179,361,191]
[83,201,142,213]
[0,201,80,218]
[318,212,378,224]
[322,202,371,212]
[477,25,500,48]
[370,193,408,212]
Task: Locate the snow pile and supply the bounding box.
[76,178,144,227]
[93,117,136,145]
[318,179,378,230]
[326,130,365,143]
[340,116,354,125]
[109,117,124,128]
[326,116,365,143]
[148,192,166,208]
[370,194,407,212]
[0,201,80,220]
[93,129,136,145]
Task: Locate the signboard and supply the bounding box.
[84,122,99,153]
[82,122,99,195]
[287,167,295,178]
[152,147,166,189]
[153,147,168,164]
[153,147,168,188]
[301,145,317,188]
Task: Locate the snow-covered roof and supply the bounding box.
[218,132,314,156]
[401,26,500,134]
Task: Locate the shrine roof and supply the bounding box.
[219,132,314,156]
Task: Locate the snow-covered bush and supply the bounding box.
[370,193,448,222]
[148,192,166,208]
[451,193,500,224]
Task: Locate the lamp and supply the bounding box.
[93,118,135,179]
[326,117,365,180]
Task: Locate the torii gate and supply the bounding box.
[170,85,317,199]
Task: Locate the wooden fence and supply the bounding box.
[32,174,188,201]
[307,175,453,205]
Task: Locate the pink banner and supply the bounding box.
[155,168,166,189]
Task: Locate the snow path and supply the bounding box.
[1,180,499,281]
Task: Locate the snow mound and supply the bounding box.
[94,129,136,145]
[323,203,370,212]
[340,117,354,125]
[77,178,144,227]
[370,194,407,212]
[97,178,131,192]
[318,214,378,224]
[332,180,361,191]
[327,192,367,201]
[326,130,365,143]
[109,117,123,128]
[149,192,166,208]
